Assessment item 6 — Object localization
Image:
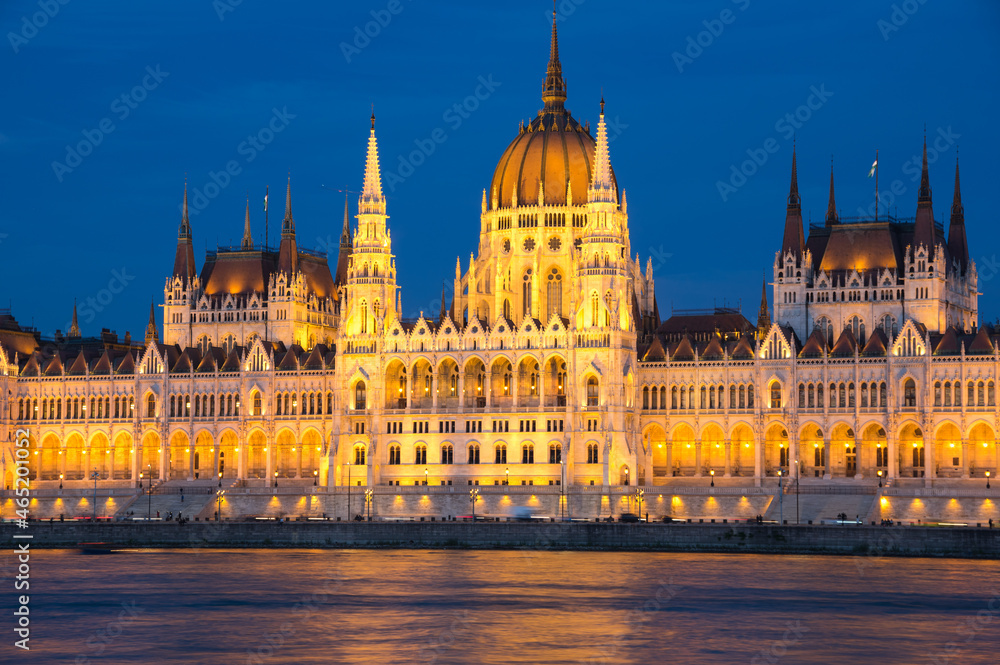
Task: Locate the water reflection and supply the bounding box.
[28,549,1000,664]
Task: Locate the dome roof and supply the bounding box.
[488,12,616,211]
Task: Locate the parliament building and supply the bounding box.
[2,15,996,498]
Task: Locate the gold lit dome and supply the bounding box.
[488,12,616,211]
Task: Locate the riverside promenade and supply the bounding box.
[6,520,999,558]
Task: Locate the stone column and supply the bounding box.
[724,439,732,477]
[887,433,898,480]
[296,445,303,479]
[265,438,274,486]
[664,437,673,478]
[694,439,703,477]
[159,444,168,481]
[754,435,763,486]
[431,372,439,410]
[237,433,246,480]
[188,443,195,481]
[457,373,465,414]
[823,438,831,479]
[961,439,970,479]
[213,445,220,482]
[108,446,116,481]
[925,437,935,486]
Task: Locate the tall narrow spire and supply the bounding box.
[439,283,447,322]
[913,136,937,258]
[173,180,196,283]
[341,191,351,245]
[947,156,968,273]
[757,274,771,338]
[334,192,352,286]
[281,176,294,236]
[825,159,838,225]
[69,299,81,337]
[360,112,386,215]
[587,98,617,205]
[780,146,805,261]
[541,5,567,111]
[145,297,159,344]
[241,198,253,249]
[277,175,298,274]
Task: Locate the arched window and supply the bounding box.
[549,444,561,464]
[522,269,533,316]
[747,385,754,408]
[389,445,400,465]
[934,381,942,407]
[198,335,211,354]
[146,394,156,418]
[816,316,834,347]
[903,379,916,407]
[673,386,680,410]
[770,382,781,409]
[587,443,599,464]
[642,387,650,410]
[798,383,806,408]
[415,444,427,465]
[521,444,534,464]
[441,444,454,465]
[354,445,366,466]
[546,268,563,319]
[586,377,599,407]
[252,391,262,416]
[468,444,480,464]
[660,386,667,409]
[591,293,599,327]
[494,444,507,464]
[355,381,367,410]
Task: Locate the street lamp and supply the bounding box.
[877,469,883,488]
[424,467,428,486]
[635,488,644,520]
[560,459,566,521]
[777,469,784,525]
[218,471,223,488]
[470,488,479,521]
[216,489,224,521]
[505,467,509,486]
[346,461,351,521]
[273,470,278,488]
[59,473,63,490]
[365,488,373,521]
[90,469,100,520]
[146,463,152,520]
[710,469,715,487]
[313,470,318,486]
[987,470,991,489]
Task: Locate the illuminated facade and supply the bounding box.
[2,16,997,494]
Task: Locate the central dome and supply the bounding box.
[488,13,616,211]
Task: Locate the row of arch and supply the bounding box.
[642,384,756,411]
[18,396,134,421]
[933,380,997,408]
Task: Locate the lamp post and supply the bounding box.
[795,459,800,526]
[710,469,715,487]
[777,469,784,525]
[313,470,318,486]
[560,459,566,521]
[365,488,373,522]
[59,473,63,490]
[218,471,223,488]
[987,470,991,489]
[470,488,479,521]
[635,488,644,521]
[273,470,278,489]
[505,467,509,486]
[216,489,224,522]
[146,463,152,520]
[90,469,99,520]
[877,469,883,488]
[346,461,351,521]
[424,467,428,486]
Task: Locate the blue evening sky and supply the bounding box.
[1,0,998,338]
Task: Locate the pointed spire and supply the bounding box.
[68,299,81,337]
[947,155,969,274]
[781,146,805,261]
[587,98,617,205]
[341,191,351,246]
[439,284,447,322]
[481,188,487,214]
[456,256,462,280]
[241,198,253,249]
[334,192,353,286]
[914,135,937,259]
[541,5,567,111]
[173,181,196,283]
[281,176,294,236]
[360,112,386,215]
[825,158,838,225]
[145,297,159,344]
[918,133,932,202]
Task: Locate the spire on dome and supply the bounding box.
[918,133,932,203]
[947,156,969,273]
[145,297,159,344]
[825,159,838,225]
[541,5,567,111]
[69,299,81,338]
[360,113,386,215]
[281,176,294,236]
[587,99,617,205]
[780,146,805,260]
[241,198,253,249]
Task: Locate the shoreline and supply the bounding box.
[7,521,998,559]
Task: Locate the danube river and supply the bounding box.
[15,549,1000,664]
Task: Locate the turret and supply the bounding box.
[780,147,805,265]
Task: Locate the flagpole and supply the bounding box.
[265,185,269,250]
[874,149,879,222]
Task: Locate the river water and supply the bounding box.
[14,548,1000,664]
